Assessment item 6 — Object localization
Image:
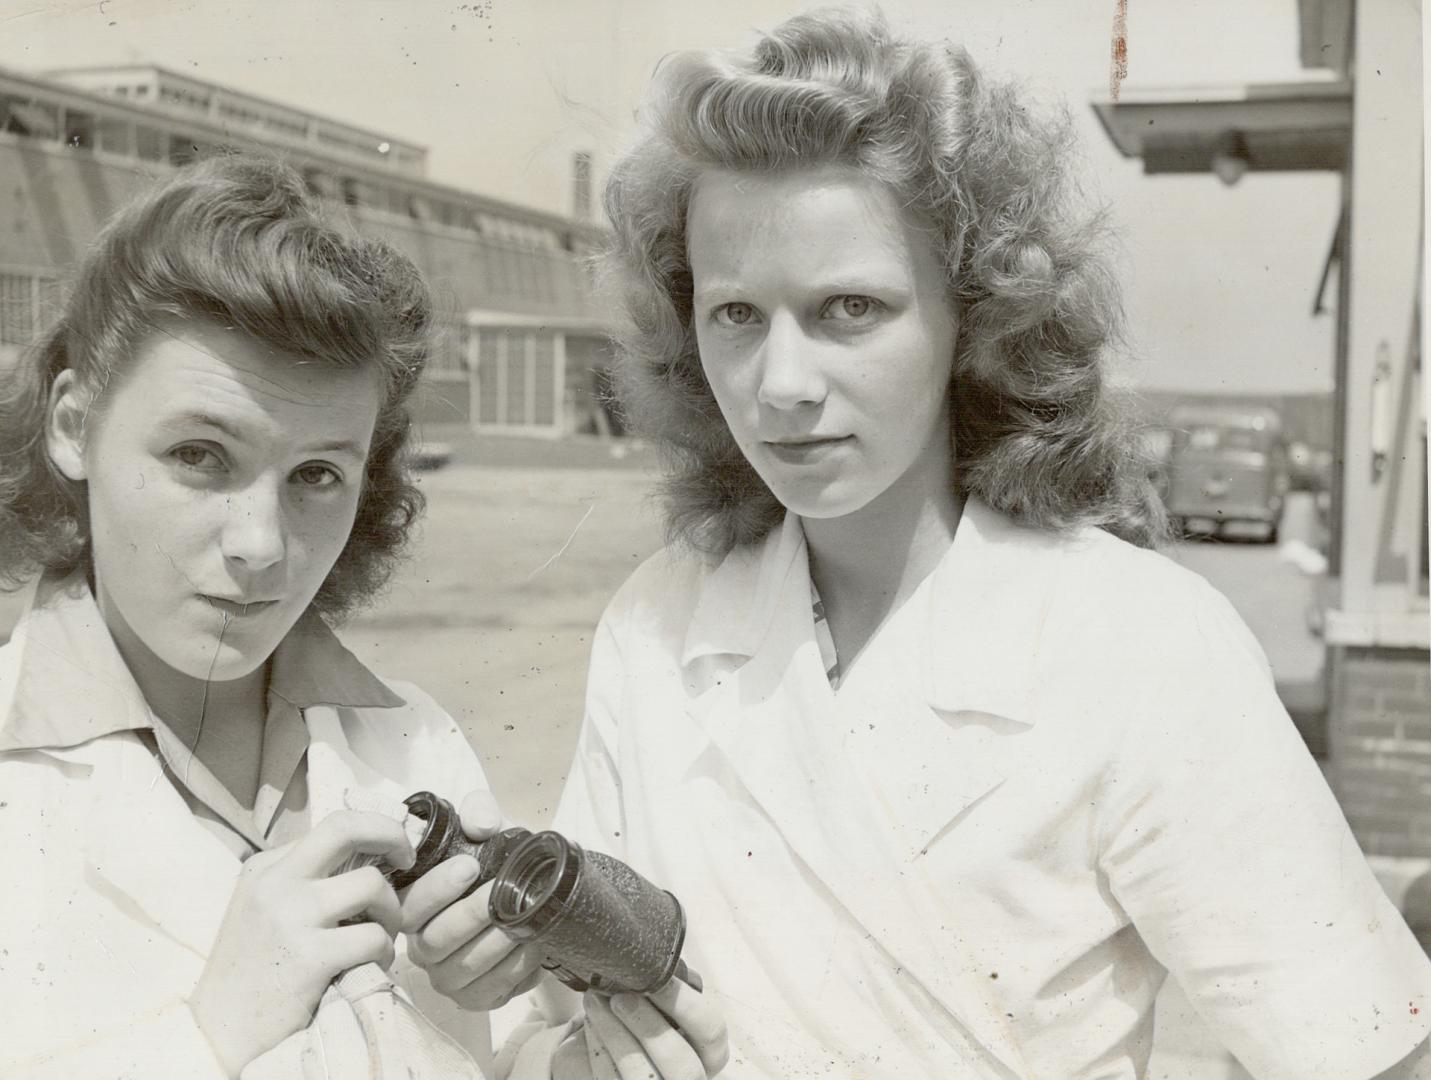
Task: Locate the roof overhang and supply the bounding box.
[1091,79,1352,175]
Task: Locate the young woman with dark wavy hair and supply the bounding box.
[0,154,505,1078]
[408,11,1430,1080]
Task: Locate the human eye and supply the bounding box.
[820,294,882,321]
[170,443,225,472]
[712,301,760,328]
[291,462,343,489]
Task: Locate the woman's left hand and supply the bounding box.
[400,791,546,1011]
[556,979,729,1080]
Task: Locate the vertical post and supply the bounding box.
[554,332,568,436]
[496,330,508,427]
[525,332,538,426]
[467,324,481,432]
[1335,0,1423,625]
[1327,0,1430,862]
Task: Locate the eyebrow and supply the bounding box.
[163,411,369,459]
[694,273,911,301]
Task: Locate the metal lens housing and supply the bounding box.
[489,831,580,939]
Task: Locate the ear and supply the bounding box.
[45,369,92,482]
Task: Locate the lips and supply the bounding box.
[764,435,853,464]
[201,595,279,618]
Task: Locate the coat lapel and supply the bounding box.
[78,706,412,961]
[677,500,1074,1076]
[688,640,1031,1077]
[78,734,241,960]
[303,704,412,821]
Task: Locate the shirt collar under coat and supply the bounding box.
[0,571,404,755]
[681,494,1067,728]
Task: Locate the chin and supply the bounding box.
[160,634,273,684]
[765,480,877,522]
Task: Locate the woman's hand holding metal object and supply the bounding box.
[190,810,416,1076]
[397,790,727,1077]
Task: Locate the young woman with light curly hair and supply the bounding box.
[415,10,1431,1079]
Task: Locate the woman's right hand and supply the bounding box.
[189,810,416,1077]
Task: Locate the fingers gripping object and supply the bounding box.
[386,792,700,996]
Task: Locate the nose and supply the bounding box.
[220,478,287,572]
[755,313,826,411]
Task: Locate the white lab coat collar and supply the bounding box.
[0,573,413,961]
[0,571,403,755]
[40,702,410,964]
[680,495,1069,729]
[680,510,806,670]
[674,496,1079,1078]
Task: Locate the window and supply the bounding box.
[473,328,561,430]
[168,135,208,166]
[572,150,593,221]
[0,274,60,347]
[302,168,339,200]
[476,330,500,425]
[428,324,467,378]
[532,333,556,425]
[63,110,96,151]
[1,94,59,139]
[504,331,527,422]
[135,125,166,161]
[0,273,36,346]
[97,115,132,155]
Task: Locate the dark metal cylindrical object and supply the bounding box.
[386,794,691,996]
[384,790,531,897]
[487,831,687,995]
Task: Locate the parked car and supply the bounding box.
[1165,404,1290,542]
[1286,440,1333,493]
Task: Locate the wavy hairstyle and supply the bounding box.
[602,8,1165,553]
[0,154,432,619]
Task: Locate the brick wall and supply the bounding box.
[1329,646,1431,858]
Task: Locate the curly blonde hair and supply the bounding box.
[602,8,1164,553]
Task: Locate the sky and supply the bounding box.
[0,0,1347,394]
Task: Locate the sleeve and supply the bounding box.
[376,678,495,807]
[1098,579,1431,1080]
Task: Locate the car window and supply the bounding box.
[1180,424,1266,452]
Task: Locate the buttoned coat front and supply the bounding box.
[553,497,1431,1080]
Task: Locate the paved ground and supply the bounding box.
[342,462,664,825]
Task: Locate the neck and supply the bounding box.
[802,446,962,615]
[95,586,268,750]
[136,657,268,752]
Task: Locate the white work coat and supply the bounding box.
[0,574,495,1078]
[554,497,1431,1079]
